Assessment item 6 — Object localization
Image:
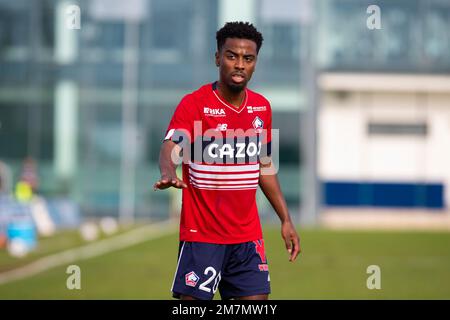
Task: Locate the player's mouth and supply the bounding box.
[231,73,246,84]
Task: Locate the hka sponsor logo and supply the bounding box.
[204,107,226,117]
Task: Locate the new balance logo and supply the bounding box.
[204,107,226,116]
[215,123,228,131]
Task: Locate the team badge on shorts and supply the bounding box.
[185,271,199,287]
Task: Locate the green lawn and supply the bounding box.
[0,225,136,273]
[0,225,449,299]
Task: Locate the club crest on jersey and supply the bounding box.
[185,271,199,287]
[204,107,226,117]
[252,116,264,133]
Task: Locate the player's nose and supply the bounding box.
[234,57,245,70]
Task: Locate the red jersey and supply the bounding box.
[164,82,272,244]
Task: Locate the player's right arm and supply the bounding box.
[153,139,187,190]
[154,94,194,190]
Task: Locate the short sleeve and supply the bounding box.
[262,101,272,157]
[266,102,272,144]
[164,94,195,144]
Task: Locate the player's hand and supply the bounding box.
[281,220,301,262]
[153,174,187,190]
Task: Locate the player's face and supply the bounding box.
[215,38,257,93]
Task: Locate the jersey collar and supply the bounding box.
[211,81,248,114]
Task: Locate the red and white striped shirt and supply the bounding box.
[164,82,272,243]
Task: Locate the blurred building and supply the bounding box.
[0,0,303,221]
[0,0,449,224]
[318,0,450,212]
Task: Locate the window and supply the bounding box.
[368,122,428,136]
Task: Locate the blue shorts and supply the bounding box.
[171,239,271,300]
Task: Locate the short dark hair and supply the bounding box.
[216,21,264,54]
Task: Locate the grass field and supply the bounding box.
[0,224,449,299]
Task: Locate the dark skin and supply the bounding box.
[214,38,257,108]
[154,37,301,300]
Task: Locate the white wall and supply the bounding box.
[318,73,450,208]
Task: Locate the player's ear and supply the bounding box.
[215,51,220,67]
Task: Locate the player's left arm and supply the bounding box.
[259,158,301,262]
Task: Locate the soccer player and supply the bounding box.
[154,22,301,300]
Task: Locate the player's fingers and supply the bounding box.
[287,239,294,261]
[180,180,188,188]
[154,178,171,190]
[153,180,163,190]
[290,239,300,262]
[291,234,301,260]
[296,237,302,254]
[157,178,168,185]
[174,180,183,189]
[172,179,187,189]
[284,238,292,255]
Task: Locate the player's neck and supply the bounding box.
[216,81,246,109]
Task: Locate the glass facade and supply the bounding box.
[319,0,450,72]
[1,0,449,220]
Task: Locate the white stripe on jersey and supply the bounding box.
[190,182,258,190]
[189,169,259,180]
[190,176,259,185]
[189,162,259,173]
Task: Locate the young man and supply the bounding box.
[154,22,301,300]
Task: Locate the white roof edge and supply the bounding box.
[318,72,450,93]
